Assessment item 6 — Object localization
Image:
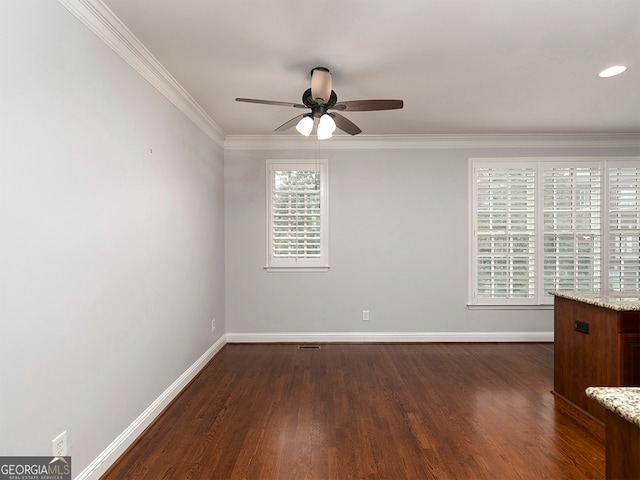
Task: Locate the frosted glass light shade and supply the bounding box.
[317,114,336,140]
[295,116,314,136]
[311,68,332,103]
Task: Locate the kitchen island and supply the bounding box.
[586,387,640,479]
[550,291,640,423]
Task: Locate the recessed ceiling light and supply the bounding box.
[599,65,628,78]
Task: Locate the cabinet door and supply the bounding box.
[619,333,640,386]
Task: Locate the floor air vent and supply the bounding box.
[298,345,321,350]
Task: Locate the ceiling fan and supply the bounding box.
[236,67,403,139]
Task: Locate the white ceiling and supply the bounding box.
[102,0,639,137]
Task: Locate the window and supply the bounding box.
[470,158,639,306]
[542,164,602,296]
[474,162,536,303]
[609,164,640,290]
[265,159,329,272]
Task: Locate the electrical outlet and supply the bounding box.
[574,320,589,334]
[211,319,216,332]
[362,310,370,321]
[52,431,67,456]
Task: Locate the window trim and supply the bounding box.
[265,159,329,273]
[469,157,640,307]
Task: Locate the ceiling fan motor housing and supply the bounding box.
[302,88,337,118]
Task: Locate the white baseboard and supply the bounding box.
[75,335,227,480]
[226,331,554,343]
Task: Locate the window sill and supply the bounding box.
[264,266,330,273]
[467,304,554,310]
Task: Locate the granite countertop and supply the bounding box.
[549,290,640,311]
[585,387,640,428]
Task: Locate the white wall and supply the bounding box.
[224,140,639,340]
[0,1,225,475]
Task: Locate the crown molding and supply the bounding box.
[224,133,640,150]
[57,0,226,147]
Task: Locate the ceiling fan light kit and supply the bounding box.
[317,113,337,139]
[295,115,314,136]
[236,66,404,139]
[310,67,332,104]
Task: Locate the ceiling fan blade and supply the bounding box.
[331,113,362,136]
[311,67,332,104]
[236,98,306,109]
[275,114,306,132]
[332,99,404,112]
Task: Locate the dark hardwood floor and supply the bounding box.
[102,343,605,479]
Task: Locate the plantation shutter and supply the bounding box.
[266,159,329,271]
[608,163,640,291]
[542,165,602,298]
[471,158,639,306]
[473,164,536,302]
[272,169,321,258]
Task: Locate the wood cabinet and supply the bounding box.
[553,295,640,423]
[619,332,640,386]
[605,408,640,480]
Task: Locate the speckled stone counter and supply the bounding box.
[585,387,640,479]
[585,387,640,428]
[549,290,640,311]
